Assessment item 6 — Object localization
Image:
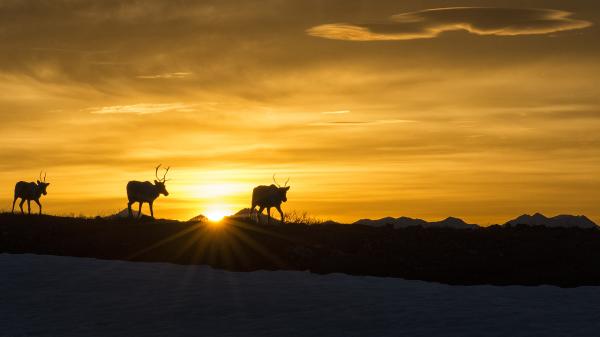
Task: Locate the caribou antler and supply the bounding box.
[43,171,47,182]
[155,164,170,182]
[155,164,162,181]
[162,166,170,182]
[272,174,289,187]
[38,170,47,182]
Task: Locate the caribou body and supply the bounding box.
[251,175,290,224]
[127,165,170,218]
[12,172,50,215]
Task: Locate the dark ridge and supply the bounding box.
[355,213,598,229]
[354,216,478,229]
[2,213,600,287]
[505,213,597,228]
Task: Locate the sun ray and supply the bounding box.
[125,223,200,261]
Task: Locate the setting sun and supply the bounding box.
[205,207,233,222]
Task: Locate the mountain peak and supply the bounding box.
[355,213,597,229]
[108,208,150,219]
[354,216,476,229]
[506,213,597,228]
[188,214,208,222]
[442,217,466,224]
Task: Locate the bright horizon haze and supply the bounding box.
[0,0,599,225]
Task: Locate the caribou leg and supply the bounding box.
[257,206,265,224]
[149,202,154,218]
[267,207,271,225]
[11,197,17,214]
[137,202,143,218]
[34,199,42,215]
[19,199,25,214]
[276,205,284,224]
[127,201,134,218]
[27,200,31,215]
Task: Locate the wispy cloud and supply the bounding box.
[29,47,112,54]
[307,7,592,41]
[311,119,416,126]
[88,103,194,115]
[136,72,193,79]
[321,110,351,115]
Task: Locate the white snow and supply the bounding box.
[2,254,600,337]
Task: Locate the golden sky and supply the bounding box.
[0,0,598,225]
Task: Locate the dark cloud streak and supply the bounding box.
[307,7,592,41]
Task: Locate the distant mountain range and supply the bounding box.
[504,213,597,229]
[187,210,597,229]
[354,216,478,229]
[354,213,597,229]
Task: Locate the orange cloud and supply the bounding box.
[137,72,193,79]
[88,103,194,115]
[307,7,592,41]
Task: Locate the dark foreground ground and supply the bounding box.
[1,213,600,287]
[5,254,600,337]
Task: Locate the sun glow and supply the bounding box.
[189,182,247,199]
[205,206,233,222]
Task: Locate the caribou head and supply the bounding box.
[154,164,170,196]
[272,174,290,202]
[36,171,50,196]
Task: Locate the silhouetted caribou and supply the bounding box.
[127,165,170,218]
[12,171,50,215]
[251,175,290,224]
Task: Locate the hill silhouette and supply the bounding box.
[229,208,282,223]
[354,216,478,229]
[108,208,151,219]
[2,212,600,287]
[356,213,598,229]
[188,214,208,222]
[505,213,597,229]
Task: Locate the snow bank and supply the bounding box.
[1,254,600,337]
